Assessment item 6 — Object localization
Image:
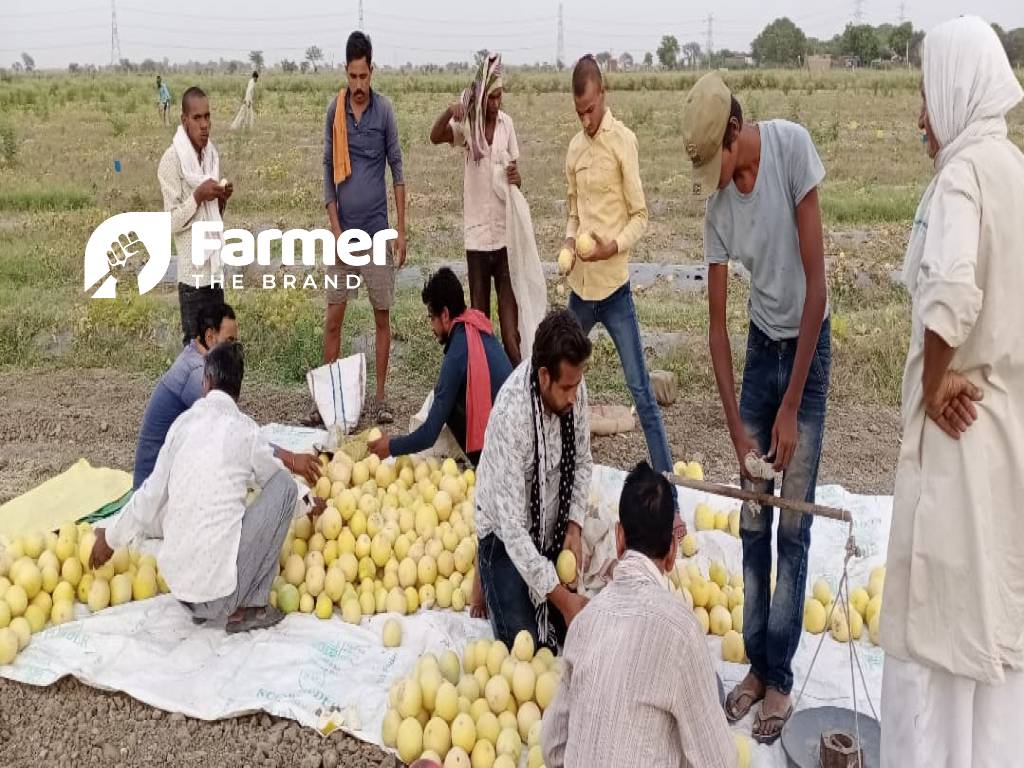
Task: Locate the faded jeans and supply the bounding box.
[739,318,830,694]
[569,283,673,474]
[477,533,566,650]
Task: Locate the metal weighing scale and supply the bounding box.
[666,472,881,768]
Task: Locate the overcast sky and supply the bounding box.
[2,0,1022,69]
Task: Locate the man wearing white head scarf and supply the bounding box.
[879,16,1024,767]
[429,53,526,364]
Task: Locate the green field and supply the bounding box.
[1,69,1022,408]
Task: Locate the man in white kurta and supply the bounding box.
[880,16,1024,768]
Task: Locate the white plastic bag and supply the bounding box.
[306,353,366,435]
[407,391,464,461]
[492,149,547,359]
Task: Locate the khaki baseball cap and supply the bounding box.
[681,73,732,199]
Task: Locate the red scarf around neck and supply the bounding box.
[451,309,494,453]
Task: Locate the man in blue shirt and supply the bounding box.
[368,268,512,467]
[133,304,237,488]
[134,304,321,489]
[316,31,407,427]
[157,75,171,126]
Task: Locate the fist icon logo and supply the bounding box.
[107,231,150,270]
[84,213,172,299]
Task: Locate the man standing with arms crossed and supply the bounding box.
[315,31,407,426]
[429,51,524,364]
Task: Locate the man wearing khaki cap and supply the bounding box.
[682,72,830,744]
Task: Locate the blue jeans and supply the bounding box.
[477,534,566,650]
[569,283,673,474]
[739,318,830,694]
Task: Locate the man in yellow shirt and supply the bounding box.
[562,55,675,507]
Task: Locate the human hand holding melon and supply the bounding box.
[560,522,582,587]
[308,496,327,522]
[88,529,114,571]
[368,431,391,460]
[576,232,617,262]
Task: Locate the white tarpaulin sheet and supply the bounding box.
[1,428,893,766]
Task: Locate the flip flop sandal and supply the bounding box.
[301,406,325,428]
[375,401,394,425]
[752,704,794,745]
[226,606,285,634]
[725,685,764,724]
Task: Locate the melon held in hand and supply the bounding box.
[557,248,574,274]
[556,550,577,585]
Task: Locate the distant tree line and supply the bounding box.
[750,17,1024,68]
[9,23,1024,77]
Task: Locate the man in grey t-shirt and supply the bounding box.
[682,73,831,745]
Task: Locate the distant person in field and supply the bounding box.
[429,51,524,364]
[230,71,258,131]
[158,86,232,346]
[474,310,593,650]
[681,72,829,744]
[312,30,407,427]
[562,56,680,533]
[92,342,314,634]
[131,303,320,491]
[879,17,1024,767]
[542,462,737,768]
[156,75,171,126]
[368,268,513,467]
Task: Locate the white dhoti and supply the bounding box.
[881,655,1024,768]
[230,101,254,130]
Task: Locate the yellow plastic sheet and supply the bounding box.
[0,459,132,541]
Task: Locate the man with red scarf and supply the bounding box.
[368,268,512,467]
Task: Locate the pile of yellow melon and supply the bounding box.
[0,522,169,666]
[269,453,478,624]
[802,567,885,645]
[666,560,747,663]
[382,630,559,768]
[669,460,741,538]
[691,502,741,537]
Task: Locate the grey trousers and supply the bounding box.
[187,469,297,620]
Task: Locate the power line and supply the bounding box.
[853,0,866,23]
[0,6,105,19]
[706,14,714,69]
[557,3,564,66]
[110,0,122,66]
[898,1,907,23]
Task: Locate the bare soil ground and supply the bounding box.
[0,367,899,767]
